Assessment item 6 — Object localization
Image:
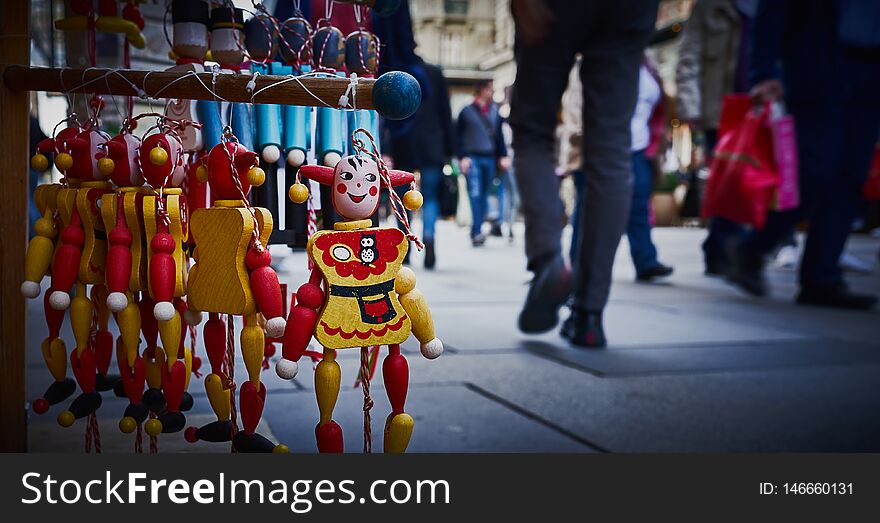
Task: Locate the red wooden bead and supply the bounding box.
[315,421,344,453]
[281,305,317,362]
[94,329,114,376]
[296,283,324,309]
[149,231,177,320]
[239,380,266,435]
[184,426,199,443]
[203,316,226,373]
[33,398,49,414]
[383,352,409,415]
[139,296,159,348]
[43,291,66,338]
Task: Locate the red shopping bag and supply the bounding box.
[701,100,779,229]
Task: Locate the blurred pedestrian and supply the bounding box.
[725,0,880,309]
[374,1,454,270]
[510,0,659,347]
[676,0,758,275]
[457,80,510,247]
[564,56,674,282]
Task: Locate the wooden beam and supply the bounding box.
[0,0,30,452]
[3,66,379,110]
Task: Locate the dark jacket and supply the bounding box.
[750,0,880,105]
[386,63,455,171]
[456,102,508,158]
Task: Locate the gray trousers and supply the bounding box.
[510,0,658,312]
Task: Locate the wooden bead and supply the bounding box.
[383,413,413,453]
[22,214,57,298]
[403,190,423,211]
[204,373,231,421]
[247,166,266,187]
[288,182,309,204]
[383,351,409,414]
[119,416,137,433]
[203,315,226,373]
[246,248,285,337]
[239,380,266,435]
[58,410,75,427]
[241,314,264,388]
[31,153,49,171]
[55,152,73,172]
[149,146,168,166]
[315,350,340,426]
[49,213,85,310]
[144,418,162,436]
[150,230,177,320]
[196,164,208,183]
[97,157,115,177]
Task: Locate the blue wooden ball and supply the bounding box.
[373,0,402,17]
[373,71,421,120]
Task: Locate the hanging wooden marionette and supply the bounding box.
[35,100,120,429]
[137,119,200,437]
[25,122,84,415]
[279,131,442,453]
[184,136,289,453]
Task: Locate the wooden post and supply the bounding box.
[0,0,29,452]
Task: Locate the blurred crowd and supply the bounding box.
[375,0,880,348]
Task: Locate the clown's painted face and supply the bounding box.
[332,155,381,220]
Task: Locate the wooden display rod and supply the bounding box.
[2,65,377,110]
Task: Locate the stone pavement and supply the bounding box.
[25,220,880,452]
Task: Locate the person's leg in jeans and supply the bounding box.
[627,149,665,276]
[564,3,658,347]
[466,155,486,241]
[420,165,443,268]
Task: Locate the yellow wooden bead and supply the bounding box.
[149,146,168,166]
[272,444,290,453]
[98,157,115,177]
[395,266,417,294]
[55,152,73,172]
[119,416,137,434]
[31,153,49,172]
[57,410,75,427]
[288,182,309,204]
[33,216,56,239]
[195,164,208,183]
[247,166,266,187]
[144,418,163,436]
[403,190,423,211]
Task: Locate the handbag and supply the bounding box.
[701,99,779,229]
[439,171,459,218]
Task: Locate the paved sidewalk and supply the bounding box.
[25,221,880,452]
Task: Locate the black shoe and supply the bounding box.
[724,237,766,296]
[636,263,674,282]
[424,240,436,270]
[490,222,503,237]
[560,310,606,348]
[518,255,571,334]
[471,234,487,247]
[704,259,726,277]
[796,284,878,310]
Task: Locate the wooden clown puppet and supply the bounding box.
[183,138,288,453]
[279,134,443,453]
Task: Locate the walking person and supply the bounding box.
[676,0,758,275]
[725,0,880,309]
[375,1,455,269]
[564,57,674,282]
[510,0,659,347]
[457,80,511,247]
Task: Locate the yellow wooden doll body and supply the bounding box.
[307,224,412,349]
[75,181,112,285]
[187,200,273,316]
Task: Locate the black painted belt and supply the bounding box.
[329,279,395,298]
